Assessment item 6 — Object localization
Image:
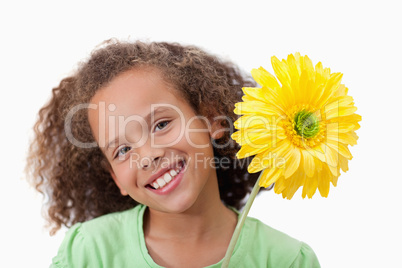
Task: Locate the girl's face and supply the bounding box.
[88,68,221,214]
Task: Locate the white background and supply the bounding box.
[1,1,401,267]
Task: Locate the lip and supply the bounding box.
[148,165,185,195]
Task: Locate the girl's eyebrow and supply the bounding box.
[143,106,173,124]
[105,137,120,152]
[104,106,174,152]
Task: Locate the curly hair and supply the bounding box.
[26,39,265,235]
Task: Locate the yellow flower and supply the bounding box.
[232,53,361,199]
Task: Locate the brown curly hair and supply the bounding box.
[26,39,265,235]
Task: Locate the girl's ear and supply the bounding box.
[109,170,129,196]
[210,119,225,140]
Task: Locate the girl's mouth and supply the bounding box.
[146,160,185,190]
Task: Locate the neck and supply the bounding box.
[145,202,235,242]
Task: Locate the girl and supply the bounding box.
[27,40,320,267]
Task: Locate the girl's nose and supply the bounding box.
[141,156,161,169]
[137,140,165,170]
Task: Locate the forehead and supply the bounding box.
[87,68,189,141]
[93,68,173,103]
[89,68,185,114]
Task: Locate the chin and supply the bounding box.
[156,194,199,214]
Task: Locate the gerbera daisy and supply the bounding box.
[232,53,361,199]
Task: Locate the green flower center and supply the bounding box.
[294,110,320,138]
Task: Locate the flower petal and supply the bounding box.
[284,146,301,178]
[301,149,315,177]
[315,72,343,107]
[234,101,281,116]
[321,143,339,168]
[259,167,283,188]
[241,87,266,102]
[326,139,353,160]
[247,152,269,173]
[318,170,331,198]
[250,67,281,90]
[327,132,358,146]
[339,155,349,173]
[236,144,269,159]
[273,176,287,195]
[324,96,354,112]
[271,56,291,88]
[325,106,358,120]
[302,175,318,198]
[284,169,305,199]
[326,122,356,133]
[234,115,268,129]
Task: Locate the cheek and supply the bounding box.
[113,162,138,186]
[183,120,212,148]
[154,128,183,147]
[184,130,211,148]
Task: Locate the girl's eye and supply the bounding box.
[155,121,170,132]
[114,146,132,159]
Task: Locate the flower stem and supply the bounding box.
[221,172,262,268]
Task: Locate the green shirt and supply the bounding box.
[51,205,320,267]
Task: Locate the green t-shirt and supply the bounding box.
[51,205,320,267]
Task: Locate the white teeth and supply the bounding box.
[152,182,160,189]
[157,178,166,188]
[150,162,184,190]
[164,173,172,183]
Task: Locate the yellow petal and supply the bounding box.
[332,84,348,97]
[326,139,353,160]
[329,113,362,125]
[250,67,281,90]
[273,176,287,195]
[328,163,340,177]
[318,168,331,197]
[301,149,315,177]
[234,114,270,129]
[259,167,283,188]
[327,132,358,146]
[306,145,326,163]
[234,101,281,116]
[279,84,295,108]
[325,106,358,120]
[314,61,325,88]
[284,169,305,199]
[247,152,269,173]
[320,143,339,168]
[315,72,343,107]
[271,56,291,88]
[284,146,301,178]
[287,53,301,79]
[302,54,314,79]
[331,175,339,187]
[326,122,356,133]
[241,87,265,102]
[233,128,278,146]
[286,54,301,102]
[339,155,349,173]
[236,144,269,159]
[302,175,318,198]
[298,70,316,104]
[324,96,354,112]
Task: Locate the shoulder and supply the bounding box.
[80,204,141,233]
[51,205,144,268]
[238,216,320,268]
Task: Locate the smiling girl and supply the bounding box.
[27,40,320,267]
